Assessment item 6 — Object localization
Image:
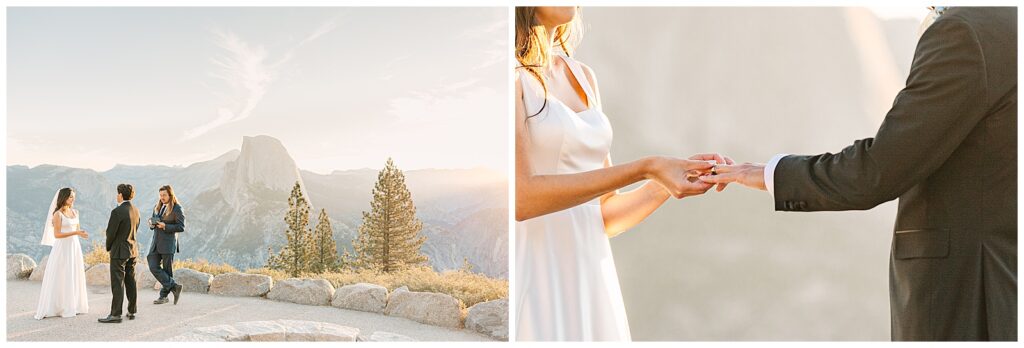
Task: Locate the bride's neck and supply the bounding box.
[546,25,561,54]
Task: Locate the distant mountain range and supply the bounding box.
[7,135,508,278]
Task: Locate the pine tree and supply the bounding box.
[460,257,475,274]
[311,208,340,273]
[266,181,314,277]
[352,158,428,273]
[340,249,355,271]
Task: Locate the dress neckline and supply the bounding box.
[58,209,77,219]
[546,54,596,114]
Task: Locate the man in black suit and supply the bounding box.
[701,7,1016,341]
[99,183,141,323]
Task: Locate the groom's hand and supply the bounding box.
[699,163,767,191]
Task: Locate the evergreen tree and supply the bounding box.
[266,181,314,277]
[460,257,475,274]
[352,158,428,273]
[311,208,340,273]
[340,249,355,271]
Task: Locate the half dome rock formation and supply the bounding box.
[219,135,304,208]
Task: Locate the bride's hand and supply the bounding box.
[643,156,715,199]
[687,153,734,191]
[78,230,89,239]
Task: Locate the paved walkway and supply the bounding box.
[6,280,492,341]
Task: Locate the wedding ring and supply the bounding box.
[710,165,718,176]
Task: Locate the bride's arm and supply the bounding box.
[515,73,713,221]
[574,64,722,236]
[598,154,727,237]
[50,212,82,239]
[577,65,670,235]
[598,156,671,237]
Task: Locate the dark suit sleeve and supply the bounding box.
[773,16,990,211]
[105,207,119,251]
[163,204,185,233]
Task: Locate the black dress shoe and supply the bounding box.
[98,315,122,323]
[127,313,136,320]
[154,297,169,305]
[172,284,183,305]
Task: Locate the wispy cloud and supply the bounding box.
[182,20,338,141]
[439,78,480,94]
[378,55,408,81]
[461,15,507,71]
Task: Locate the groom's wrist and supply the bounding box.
[764,154,789,196]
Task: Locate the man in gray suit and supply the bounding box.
[702,7,1016,341]
[148,185,185,305]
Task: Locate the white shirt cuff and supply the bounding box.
[764,154,789,197]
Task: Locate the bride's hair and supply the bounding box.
[154,185,180,218]
[515,6,584,118]
[53,187,74,214]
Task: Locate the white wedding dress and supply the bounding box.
[515,53,631,341]
[34,209,89,319]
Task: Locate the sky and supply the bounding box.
[868,6,929,22]
[7,7,508,174]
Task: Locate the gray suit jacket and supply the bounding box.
[772,7,1016,341]
[149,203,184,254]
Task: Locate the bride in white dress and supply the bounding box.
[34,187,90,320]
[514,6,733,341]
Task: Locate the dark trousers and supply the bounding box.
[109,257,137,316]
[148,252,176,297]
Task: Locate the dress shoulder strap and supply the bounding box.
[557,54,599,110]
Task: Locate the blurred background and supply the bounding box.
[572,7,928,340]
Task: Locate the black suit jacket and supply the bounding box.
[149,203,185,254]
[772,7,1016,341]
[105,201,140,260]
